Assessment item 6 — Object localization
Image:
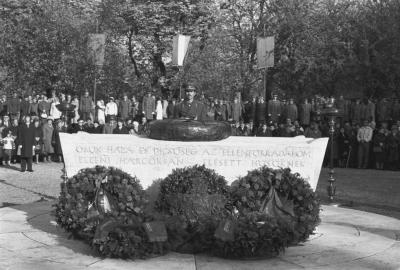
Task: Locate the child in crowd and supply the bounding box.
[2,130,15,166]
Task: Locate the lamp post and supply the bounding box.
[321,98,342,204]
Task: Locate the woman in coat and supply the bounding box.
[32,119,43,164]
[52,120,64,162]
[372,127,386,170]
[42,118,54,162]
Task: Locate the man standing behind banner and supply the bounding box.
[16,115,35,172]
[176,85,205,121]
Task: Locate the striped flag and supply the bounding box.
[172,34,191,66]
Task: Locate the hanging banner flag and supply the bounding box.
[257,36,275,69]
[88,34,106,66]
[172,34,191,66]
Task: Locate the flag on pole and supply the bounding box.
[88,34,106,66]
[172,34,191,66]
[257,36,275,69]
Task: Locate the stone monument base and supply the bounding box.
[1,201,399,270]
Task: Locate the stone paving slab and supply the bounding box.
[0,201,399,270]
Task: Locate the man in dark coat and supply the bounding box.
[0,94,8,116]
[38,95,51,118]
[377,98,391,123]
[255,96,267,128]
[286,98,298,122]
[17,115,35,172]
[79,91,93,121]
[113,118,129,134]
[20,96,30,118]
[167,98,178,119]
[336,95,351,122]
[299,98,312,127]
[8,92,21,120]
[142,91,156,121]
[119,94,131,121]
[351,99,362,125]
[71,119,88,133]
[267,94,282,123]
[176,85,206,121]
[243,96,256,123]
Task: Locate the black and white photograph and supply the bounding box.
[0,0,399,269]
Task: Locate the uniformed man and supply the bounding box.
[176,85,206,121]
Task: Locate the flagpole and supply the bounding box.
[93,18,99,104]
[264,68,267,101]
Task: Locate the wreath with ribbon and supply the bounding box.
[54,165,320,259]
[55,166,167,259]
[212,166,321,258]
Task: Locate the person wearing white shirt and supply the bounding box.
[357,119,373,169]
[105,97,118,122]
[156,100,163,120]
[50,100,62,120]
[97,99,106,125]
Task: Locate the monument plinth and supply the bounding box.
[60,133,328,190]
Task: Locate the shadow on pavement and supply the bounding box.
[0,179,57,201]
[0,164,21,171]
[9,200,98,257]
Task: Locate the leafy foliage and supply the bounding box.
[2,0,400,99]
[54,166,162,259]
[155,164,229,253]
[212,166,320,258]
[55,165,320,259]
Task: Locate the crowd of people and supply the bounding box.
[0,87,399,172]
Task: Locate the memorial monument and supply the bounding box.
[56,85,328,260]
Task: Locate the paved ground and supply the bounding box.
[1,163,400,269]
[1,162,399,218]
[1,201,400,270]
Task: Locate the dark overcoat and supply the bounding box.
[17,123,35,158]
[255,102,267,124]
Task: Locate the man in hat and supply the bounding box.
[79,91,93,121]
[176,85,205,121]
[286,98,298,122]
[16,115,35,172]
[142,91,155,121]
[113,118,129,134]
[20,95,30,118]
[103,116,117,134]
[72,118,87,133]
[268,93,282,123]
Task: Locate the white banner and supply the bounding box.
[88,34,106,66]
[257,36,275,69]
[60,134,328,190]
[172,34,191,66]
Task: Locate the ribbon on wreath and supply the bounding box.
[86,175,117,222]
[259,172,295,226]
[88,173,167,246]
